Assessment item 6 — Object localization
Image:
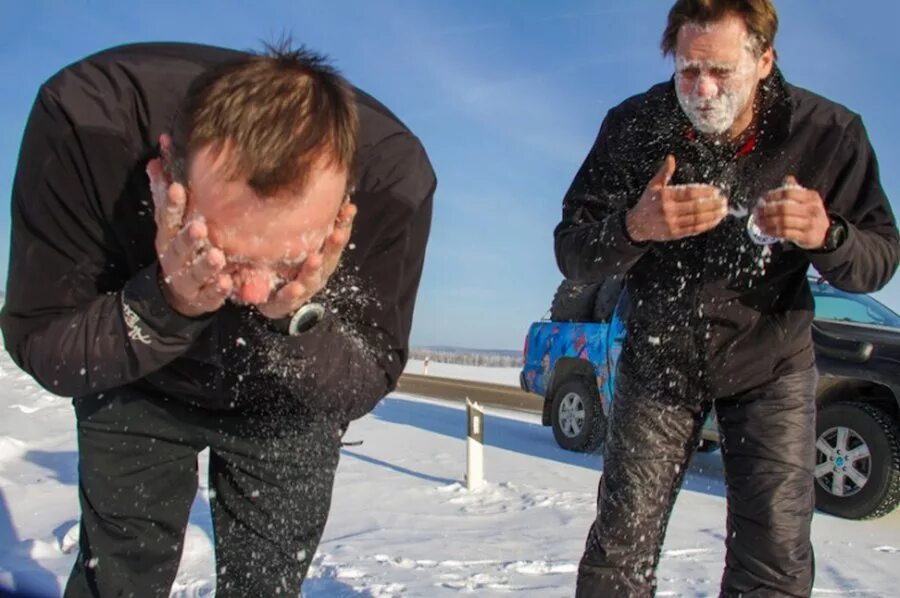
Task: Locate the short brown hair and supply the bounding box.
[170,41,358,197]
[661,0,778,58]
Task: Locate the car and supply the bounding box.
[520,277,900,520]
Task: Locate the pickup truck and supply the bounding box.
[520,277,900,520]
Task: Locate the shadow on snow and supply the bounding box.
[370,395,727,499]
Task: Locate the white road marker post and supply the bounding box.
[466,398,485,491]
[423,356,430,376]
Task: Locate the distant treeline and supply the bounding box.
[409,348,523,368]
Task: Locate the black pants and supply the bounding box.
[64,388,342,598]
[576,367,818,598]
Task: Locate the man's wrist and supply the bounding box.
[623,209,647,244]
[122,263,213,340]
[810,214,847,253]
[156,268,208,319]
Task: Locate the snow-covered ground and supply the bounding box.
[404,359,521,387]
[2,352,899,597]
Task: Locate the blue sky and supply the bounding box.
[1,1,898,350]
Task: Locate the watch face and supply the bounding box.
[824,219,846,251]
[288,302,326,336]
[746,213,781,246]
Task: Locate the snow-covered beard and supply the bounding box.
[675,56,757,135]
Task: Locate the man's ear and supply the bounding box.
[758,46,775,79]
[147,134,178,211]
[159,133,175,175]
[146,157,170,213]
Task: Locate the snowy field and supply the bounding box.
[2,350,899,597]
[404,359,521,387]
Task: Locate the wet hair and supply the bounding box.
[661,0,778,58]
[169,39,358,197]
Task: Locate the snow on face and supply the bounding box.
[674,21,762,135]
[185,145,347,305]
[675,55,756,135]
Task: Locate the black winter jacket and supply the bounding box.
[1,42,435,420]
[555,69,898,399]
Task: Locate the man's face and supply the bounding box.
[674,13,774,138]
[183,145,348,305]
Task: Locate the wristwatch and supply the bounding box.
[817,215,848,252]
[268,302,326,336]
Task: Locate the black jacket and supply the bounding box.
[555,69,899,399]
[1,42,435,420]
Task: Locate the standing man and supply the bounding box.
[2,41,434,596]
[555,1,899,596]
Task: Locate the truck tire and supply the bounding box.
[814,402,900,519]
[550,378,606,452]
[550,280,599,322]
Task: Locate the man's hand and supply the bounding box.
[625,155,728,242]
[148,158,232,318]
[753,176,830,250]
[256,202,358,320]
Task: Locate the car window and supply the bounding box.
[814,289,900,327]
[815,296,877,324]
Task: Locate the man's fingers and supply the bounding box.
[756,214,809,235]
[323,218,353,260]
[758,197,821,221]
[148,155,186,244]
[191,274,233,311]
[336,202,358,227]
[274,280,307,309]
[674,208,726,229]
[257,256,326,320]
[161,183,188,238]
[185,247,226,288]
[160,220,208,281]
[153,183,188,249]
[763,189,811,206]
[784,174,799,187]
[256,280,309,320]
[322,201,356,257]
[326,225,352,252]
[667,184,724,203]
[665,197,727,219]
[148,158,169,230]
[650,154,676,189]
[146,158,165,191]
[302,251,325,275]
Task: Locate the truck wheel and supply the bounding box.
[550,280,600,322]
[814,402,900,519]
[551,378,606,452]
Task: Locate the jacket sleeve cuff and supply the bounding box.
[606,209,650,267]
[806,217,856,275]
[121,263,213,340]
[618,209,649,250]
